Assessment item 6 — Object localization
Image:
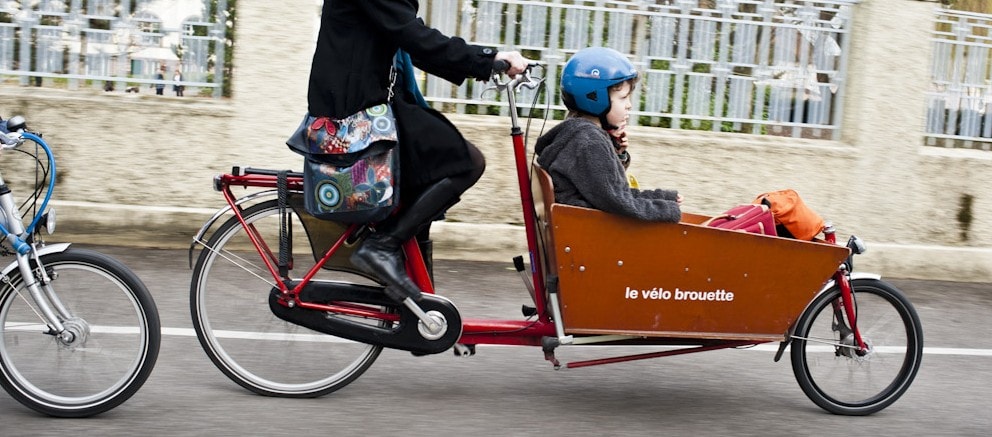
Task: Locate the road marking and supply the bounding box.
[745,343,992,356]
[7,324,990,357]
[161,327,992,356]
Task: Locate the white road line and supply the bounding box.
[9,324,991,357]
[160,327,992,356]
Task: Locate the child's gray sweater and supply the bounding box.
[535,117,681,222]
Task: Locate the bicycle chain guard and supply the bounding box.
[268,281,462,355]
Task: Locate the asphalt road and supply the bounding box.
[1,245,990,436]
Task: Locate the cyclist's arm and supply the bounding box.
[354,0,496,83]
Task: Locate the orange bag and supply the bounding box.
[753,189,825,241]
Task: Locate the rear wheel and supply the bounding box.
[190,199,384,397]
[791,278,923,415]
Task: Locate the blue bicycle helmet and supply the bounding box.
[560,47,638,118]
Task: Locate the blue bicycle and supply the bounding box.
[0,115,160,417]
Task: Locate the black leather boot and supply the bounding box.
[350,233,423,302]
[350,143,484,303]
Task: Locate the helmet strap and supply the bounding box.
[599,113,618,131]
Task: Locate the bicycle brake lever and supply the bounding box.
[513,64,545,92]
[480,83,504,100]
[515,73,543,92]
[485,64,544,99]
[483,63,544,92]
[0,131,24,149]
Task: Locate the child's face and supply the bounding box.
[606,81,633,130]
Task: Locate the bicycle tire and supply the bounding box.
[0,248,161,418]
[190,199,383,398]
[790,278,923,415]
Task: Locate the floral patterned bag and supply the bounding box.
[286,103,400,223]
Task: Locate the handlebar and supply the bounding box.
[486,63,546,131]
[0,131,24,149]
[1,115,27,149]
[489,62,545,95]
[1,115,55,239]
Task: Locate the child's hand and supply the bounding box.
[610,128,630,169]
[609,127,629,154]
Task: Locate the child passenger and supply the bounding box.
[535,47,683,222]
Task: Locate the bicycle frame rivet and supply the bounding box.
[579,266,586,272]
[564,247,571,253]
[617,260,623,267]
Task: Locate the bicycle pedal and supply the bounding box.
[521,305,537,317]
[453,343,476,357]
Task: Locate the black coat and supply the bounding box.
[307,0,497,187]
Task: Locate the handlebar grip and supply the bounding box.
[492,59,510,74]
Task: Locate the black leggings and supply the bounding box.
[385,142,486,243]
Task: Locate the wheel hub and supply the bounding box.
[56,317,90,349]
[838,333,873,361]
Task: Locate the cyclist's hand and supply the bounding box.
[495,51,529,76]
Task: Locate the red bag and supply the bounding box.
[703,204,777,236]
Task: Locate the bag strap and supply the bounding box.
[277,170,291,279]
[387,63,398,102]
[700,214,734,226]
[700,204,769,226]
[394,49,429,108]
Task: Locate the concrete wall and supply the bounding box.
[2,0,991,282]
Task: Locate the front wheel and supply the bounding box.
[791,278,923,415]
[0,248,161,417]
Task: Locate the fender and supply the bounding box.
[188,189,282,268]
[816,272,883,296]
[1,242,72,277]
[190,189,282,245]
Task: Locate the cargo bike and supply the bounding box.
[188,65,923,416]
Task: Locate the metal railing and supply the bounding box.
[420,0,857,139]
[926,8,992,150]
[2,0,862,140]
[0,0,228,97]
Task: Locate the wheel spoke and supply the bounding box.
[0,249,160,417]
[190,199,381,397]
[791,278,923,415]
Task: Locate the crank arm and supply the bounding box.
[402,298,443,335]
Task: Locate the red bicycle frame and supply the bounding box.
[210,67,866,367]
[823,229,868,353]
[214,163,557,346]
